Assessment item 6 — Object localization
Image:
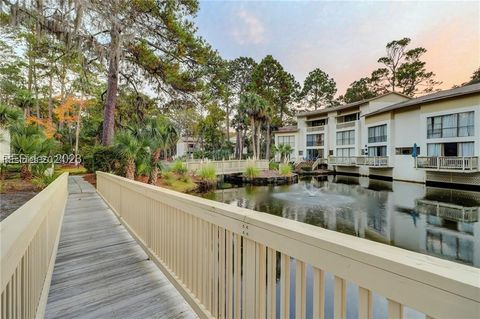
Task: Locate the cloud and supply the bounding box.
[231,9,265,45]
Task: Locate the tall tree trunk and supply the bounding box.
[265,121,271,160]
[47,65,53,121]
[250,118,256,159]
[102,24,121,146]
[148,148,161,184]
[226,101,230,142]
[74,97,83,167]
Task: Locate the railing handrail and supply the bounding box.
[97,171,480,319]
[1,172,69,318]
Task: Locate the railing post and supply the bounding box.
[462,157,465,171]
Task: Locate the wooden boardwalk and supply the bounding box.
[45,176,197,319]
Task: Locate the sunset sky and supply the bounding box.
[195,1,480,96]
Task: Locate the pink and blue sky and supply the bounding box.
[195,1,480,95]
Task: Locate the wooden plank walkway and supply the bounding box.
[45,176,197,319]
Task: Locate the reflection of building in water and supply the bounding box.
[402,187,480,267]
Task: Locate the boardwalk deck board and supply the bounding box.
[45,176,197,319]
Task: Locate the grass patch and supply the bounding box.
[244,165,260,179]
[170,177,197,193]
[57,166,87,175]
[279,163,293,176]
[197,164,217,184]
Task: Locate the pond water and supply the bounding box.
[200,176,480,318]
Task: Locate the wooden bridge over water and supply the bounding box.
[1,171,479,319]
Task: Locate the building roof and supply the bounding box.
[365,83,480,117]
[274,125,298,134]
[297,92,409,118]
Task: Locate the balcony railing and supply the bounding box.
[416,199,479,223]
[329,156,389,167]
[336,121,356,130]
[416,156,479,171]
[97,172,479,319]
[306,125,325,132]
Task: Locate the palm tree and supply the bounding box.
[141,116,178,184]
[274,144,293,163]
[0,104,23,128]
[239,93,268,159]
[10,123,56,179]
[114,130,146,180]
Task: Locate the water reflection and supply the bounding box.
[203,176,480,268]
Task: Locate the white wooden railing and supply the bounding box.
[357,156,389,167]
[306,125,325,133]
[328,156,389,167]
[97,171,480,319]
[328,156,358,166]
[416,156,479,171]
[336,121,356,130]
[1,173,68,319]
[416,199,479,223]
[186,159,269,175]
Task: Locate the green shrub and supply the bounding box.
[162,171,174,185]
[170,160,188,175]
[32,172,59,189]
[269,161,279,170]
[82,146,123,174]
[279,163,292,176]
[244,165,260,179]
[198,164,217,183]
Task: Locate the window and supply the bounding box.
[368,146,387,156]
[336,130,355,145]
[427,111,474,139]
[309,119,327,127]
[337,147,354,157]
[277,135,295,148]
[368,124,387,143]
[395,147,420,155]
[307,149,324,160]
[337,113,359,123]
[459,142,474,156]
[427,143,441,156]
[307,134,324,147]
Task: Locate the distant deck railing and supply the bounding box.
[97,171,480,319]
[306,125,325,133]
[185,159,269,175]
[1,173,68,319]
[336,121,356,130]
[329,156,389,167]
[416,156,479,171]
[416,199,479,223]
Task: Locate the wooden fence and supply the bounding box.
[1,173,68,319]
[97,172,480,319]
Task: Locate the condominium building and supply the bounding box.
[274,83,480,187]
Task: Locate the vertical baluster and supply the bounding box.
[358,287,372,319]
[266,248,276,319]
[334,276,346,319]
[312,267,325,319]
[295,260,307,319]
[212,225,219,318]
[242,238,256,319]
[234,234,241,319]
[280,253,290,319]
[219,228,226,318]
[206,223,212,313]
[256,244,266,319]
[226,231,233,319]
[387,300,403,319]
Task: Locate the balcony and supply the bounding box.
[329,156,389,167]
[336,121,356,130]
[306,125,325,132]
[416,156,479,172]
[357,156,389,167]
